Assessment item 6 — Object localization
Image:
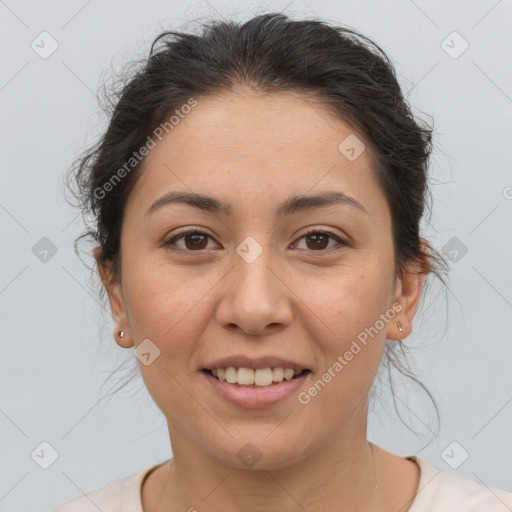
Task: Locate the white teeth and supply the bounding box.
[272,367,284,381]
[225,366,238,384]
[208,366,306,386]
[284,368,294,381]
[255,368,273,386]
[237,367,255,385]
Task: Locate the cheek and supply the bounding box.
[121,262,212,415]
[292,260,393,406]
[340,273,392,341]
[299,262,393,350]
[121,257,215,364]
[296,280,389,426]
[122,245,189,333]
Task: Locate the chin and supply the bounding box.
[206,434,311,471]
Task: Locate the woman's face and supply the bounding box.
[99,89,423,470]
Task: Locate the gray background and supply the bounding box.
[1,0,511,510]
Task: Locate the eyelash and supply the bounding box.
[163,228,348,254]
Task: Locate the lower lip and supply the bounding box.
[202,371,310,409]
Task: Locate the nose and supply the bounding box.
[214,246,293,336]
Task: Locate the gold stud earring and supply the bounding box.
[397,321,403,333]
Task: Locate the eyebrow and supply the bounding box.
[145,190,368,220]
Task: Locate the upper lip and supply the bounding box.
[203,355,311,371]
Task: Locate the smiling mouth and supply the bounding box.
[202,367,311,387]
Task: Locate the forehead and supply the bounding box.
[126,89,389,224]
[156,90,368,164]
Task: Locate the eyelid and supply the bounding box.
[163,228,218,251]
[292,228,348,250]
[163,226,349,252]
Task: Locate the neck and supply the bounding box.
[155,414,389,512]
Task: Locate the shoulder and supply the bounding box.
[408,456,512,512]
[52,465,158,512]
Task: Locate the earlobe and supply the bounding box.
[93,246,133,348]
[389,256,428,341]
[388,297,407,341]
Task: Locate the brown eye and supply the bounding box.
[164,230,216,251]
[294,230,347,252]
[305,232,329,250]
[182,232,209,250]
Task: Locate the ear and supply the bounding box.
[94,246,133,348]
[387,241,430,340]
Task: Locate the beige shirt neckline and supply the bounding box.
[54,455,512,511]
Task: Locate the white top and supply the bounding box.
[53,456,512,511]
